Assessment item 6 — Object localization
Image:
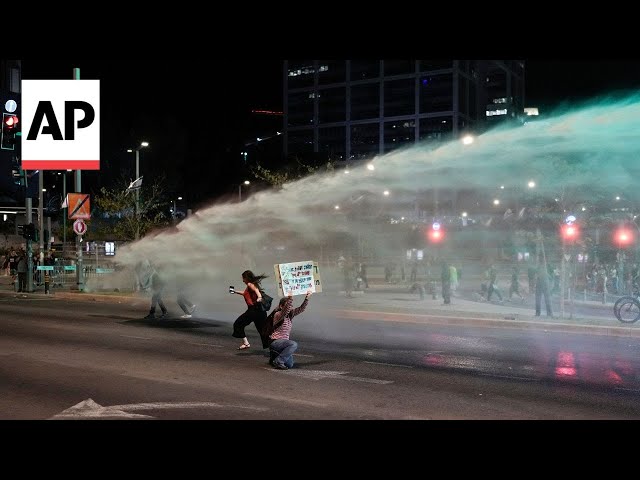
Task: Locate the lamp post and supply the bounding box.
[173,196,182,221]
[127,141,149,239]
[60,169,72,253]
[238,180,250,202]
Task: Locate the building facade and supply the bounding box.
[283,60,524,164]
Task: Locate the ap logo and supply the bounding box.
[21,79,100,170]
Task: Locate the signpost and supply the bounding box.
[73,219,87,236]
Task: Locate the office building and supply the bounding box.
[283,60,525,164]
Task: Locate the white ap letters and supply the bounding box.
[21,79,100,170]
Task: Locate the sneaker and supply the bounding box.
[143,313,155,319]
[158,312,168,319]
[273,362,288,370]
[180,314,192,319]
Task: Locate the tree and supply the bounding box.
[93,175,170,241]
[250,155,335,189]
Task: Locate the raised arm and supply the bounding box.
[291,291,312,317]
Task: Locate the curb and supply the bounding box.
[0,289,144,304]
[331,308,640,338]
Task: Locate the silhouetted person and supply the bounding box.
[441,260,451,305]
[144,268,168,319]
[535,264,553,317]
[486,264,503,302]
[359,262,369,288]
[16,253,27,292]
[509,266,524,302]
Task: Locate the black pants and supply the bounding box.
[18,272,26,292]
[535,284,552,316]
[233,305,267,339]
[149,289,167,314]
[442,281,451,304]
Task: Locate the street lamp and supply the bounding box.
[239,180,250,202]
[173,196,183,220]
[127,141,149,239]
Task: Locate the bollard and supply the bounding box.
[44,272,50,294]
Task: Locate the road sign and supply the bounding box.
[68,193,91,219]
[73,219,87,235]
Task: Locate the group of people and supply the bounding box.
[231,270,311,370]
[481,263,553,317]
[136,262,198,320]
[2,250,38,292]
[137,263,311,371]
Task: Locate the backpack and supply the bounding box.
[259,289,273,311]
[260,307,284,349]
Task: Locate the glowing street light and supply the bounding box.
[128,141,149,240]
[462,135,474,145]
[238,180,250,202]
[172,196,183,220]
[527,180,536,189]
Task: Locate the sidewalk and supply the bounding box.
[2,275,639,338]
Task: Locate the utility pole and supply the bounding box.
[135,148,140,239]
[63,171,67,250]
[39,171,44,265]
[74,67,84,291]
[26,197,33,292]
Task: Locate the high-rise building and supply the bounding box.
[283,60,524,165]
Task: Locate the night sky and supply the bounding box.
[18,58,640,207]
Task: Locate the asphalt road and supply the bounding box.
[2,293,640,420]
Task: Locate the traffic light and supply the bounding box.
[22,223,38,242]
[18,224,26,238]
[560,223,580,243]
[427,222,445,243]
[614,227,634,248]
[1,112,19,150]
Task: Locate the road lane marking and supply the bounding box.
[267,368,393,384]
[243,392,328,408]
[119,335,152,340]
[189,342,225,348]
[479,373,538,381]
[363,361,413,368]
[50,398,267,419]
